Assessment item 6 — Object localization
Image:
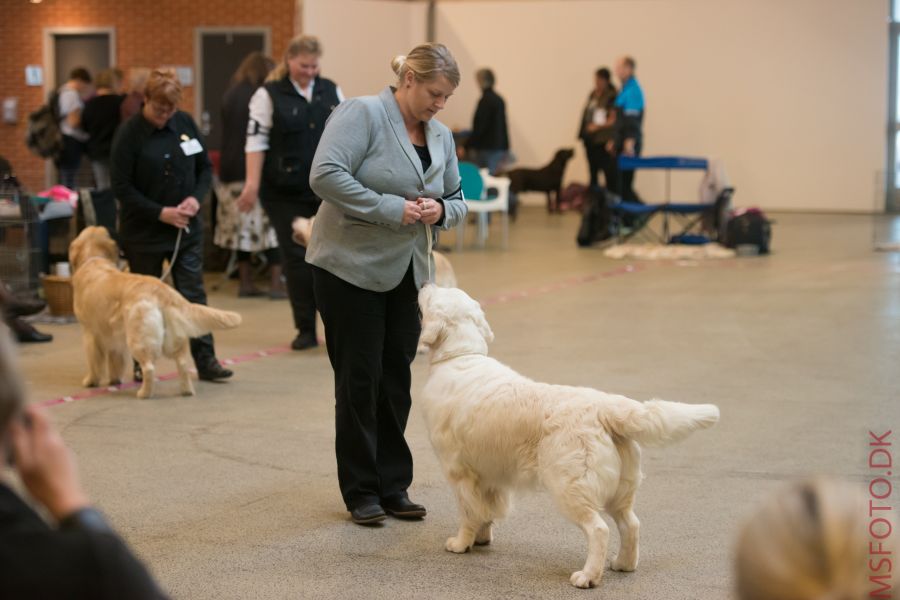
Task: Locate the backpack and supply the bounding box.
[576,186,616,247]
[25,91,62,160]
[724,208,772,254]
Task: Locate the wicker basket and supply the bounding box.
[41,275,74,317]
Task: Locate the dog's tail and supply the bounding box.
[166,303,242,338]
[605,399,719,447]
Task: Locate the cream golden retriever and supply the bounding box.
[69,226,242,398]
[418,285,720,589]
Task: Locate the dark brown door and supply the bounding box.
[199,31,267,152]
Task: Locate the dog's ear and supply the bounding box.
[419,314,445,348]
[68,236,82,271]
[473,309,494,344]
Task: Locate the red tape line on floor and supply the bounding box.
[38,263,643,408]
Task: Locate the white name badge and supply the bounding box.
[180,138,203,156]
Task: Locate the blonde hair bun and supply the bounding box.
[391,55,407,76]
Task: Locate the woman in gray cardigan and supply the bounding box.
[308,43,466,525]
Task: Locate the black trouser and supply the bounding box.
[312,263,421,510]
[613,140,644,204]
[260,198,318,335]
[125,239,216,367]
[584,143,616,190]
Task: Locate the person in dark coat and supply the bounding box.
[82,68,125,190]
[214,52,285,298]
[465,68,509,175]
[578,67,617,189]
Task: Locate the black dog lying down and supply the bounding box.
[502,148,575,213]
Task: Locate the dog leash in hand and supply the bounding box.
[424,221,433,282]
[160,226,187,283]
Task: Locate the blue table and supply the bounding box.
[617,155,709,204]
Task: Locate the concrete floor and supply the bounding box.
[14,210,900,599]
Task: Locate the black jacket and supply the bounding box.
[261,75,340,203]
[0,484,167,599]
[467,88,509,151]
[219,80,256,183]
[81,94,124,160]
[111,110,212,252]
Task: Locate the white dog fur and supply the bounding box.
[418,285,720,589]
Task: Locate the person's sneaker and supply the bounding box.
[197,359,234,381]
[350,504,387,525]
[291,332,318,351]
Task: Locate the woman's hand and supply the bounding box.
[402,201,423,225]
[10,405,91,521]
[178,196,200,217]
[236,186,258,213]
[417,198,443,226]
[159,206,190,229]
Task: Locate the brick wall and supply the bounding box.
[0,0,297,192]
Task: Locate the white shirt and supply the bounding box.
[245,78,345,153]
[58,84,88,141]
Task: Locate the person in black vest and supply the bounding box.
[578,67,617,190]
[237,35,343,351]
[111,69,232,382]
[465,68,509,175]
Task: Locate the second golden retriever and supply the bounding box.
[69,227,242,398]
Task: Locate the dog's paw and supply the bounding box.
[109,378,122,387]
[82,376,99,388]
[445,537,471,554]
[610,555,637,572]
[569,570,599,589]
[136,388,152,399]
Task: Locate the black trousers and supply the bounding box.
[260,198,319,334]
[312,263,421,510]
[613,140,644,203]
[125,239,216,367]
[584,143,616,190]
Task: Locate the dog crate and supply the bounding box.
[0,187,42,297]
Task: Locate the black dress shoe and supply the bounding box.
[382,495,427,519]
[10,319,52,343]
[197,359,234,381]
[350,504,386,525]
[291,332,318,351]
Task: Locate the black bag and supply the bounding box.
[25,91,62,160]
[576,186,615,247]
[724,208,772,254]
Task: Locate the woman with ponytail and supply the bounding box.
[307,43,467,525]
[237,35,344,350]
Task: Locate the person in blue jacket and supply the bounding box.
[607,56,645,203]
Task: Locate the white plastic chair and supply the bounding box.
[457,167,510,250]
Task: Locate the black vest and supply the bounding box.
[261,75,340,202]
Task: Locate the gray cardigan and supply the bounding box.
[307,86,467,292]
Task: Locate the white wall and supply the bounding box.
[435,0,888,213]
[303,0,427,99]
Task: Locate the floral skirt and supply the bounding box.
[213,180,278,252]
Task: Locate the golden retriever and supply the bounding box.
[418,285,720,589]
[69,227,242,398]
